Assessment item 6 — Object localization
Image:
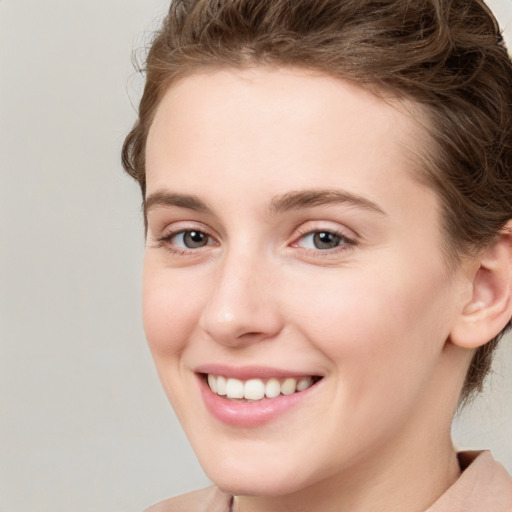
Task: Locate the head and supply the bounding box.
[122,0,512,500]
[123,0,512,402]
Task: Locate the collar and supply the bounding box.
[426,450,512,511]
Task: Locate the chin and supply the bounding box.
[198,450,325,498]
[211,471,310,498]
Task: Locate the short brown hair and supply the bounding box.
[122,0,512,402]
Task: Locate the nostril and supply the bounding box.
[199,285,285,347]
[237,331,265,339]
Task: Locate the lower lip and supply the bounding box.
[198,375,320,427]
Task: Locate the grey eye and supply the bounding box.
[299,231,345,250]
[175,230,210,248]
[312,232,343,249]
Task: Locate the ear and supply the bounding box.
[450,222,512,349]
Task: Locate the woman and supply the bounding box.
[123,1,512,510]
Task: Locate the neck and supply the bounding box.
[233,428,460,512]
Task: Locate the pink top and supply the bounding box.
[145,451,512,512]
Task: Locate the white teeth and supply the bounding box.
[207,374,218,393]
[281,378,297,395]
[207,374,316,401]
[244,379,265,400]
[217,376,227,396]
[226,378,244,399]
[297,376,312,391]
[265,378,281,398]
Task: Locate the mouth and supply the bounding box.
[203,374,323,402]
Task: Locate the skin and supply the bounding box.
[142,67,479,512]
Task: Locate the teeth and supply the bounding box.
[265,378,281,398]
[217,376,227,396]
[206,374,316,401]
[281,377,296,395]
[244,379,265,400]
[226,378,244,399]
[297,376,312,391]
[207,374,218,393]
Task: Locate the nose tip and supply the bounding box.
[199,263,283,347]
[202,308,279,347]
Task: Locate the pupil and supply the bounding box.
[184,231,207,248]
[314,232,341,249]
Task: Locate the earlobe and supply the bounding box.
[450,222,512,349]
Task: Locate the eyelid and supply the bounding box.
[151,219,216,240]
[151,222,219,255]
[165,230,217,248]
[289,224,358,257]
[294,231,354,248]
[149,220,357,258]
[290,222,357,244]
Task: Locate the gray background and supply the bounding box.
[1,1,511,510]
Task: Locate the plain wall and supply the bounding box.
[0,1,511,510]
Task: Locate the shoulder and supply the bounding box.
[144,486,232,512]
[427,451,512,512]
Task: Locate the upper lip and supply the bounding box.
[195,364,322,380]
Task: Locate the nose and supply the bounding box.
[199,250,284,347]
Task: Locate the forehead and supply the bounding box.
[146,66,431,215]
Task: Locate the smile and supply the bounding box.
[206,374,321,401]
[197,370,324,427]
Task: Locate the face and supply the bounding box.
[143,67,470,497]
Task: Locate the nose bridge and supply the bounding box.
[199,243,281,345]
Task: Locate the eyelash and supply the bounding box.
[291,228,356,255]
[156,229,217,256]
[155,227,356,257]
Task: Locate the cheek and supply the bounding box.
[142,262,203,358]
[289,261,453,387]
[282,265,456,453]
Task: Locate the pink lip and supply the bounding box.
[196,369,322,428]
[195,364,317,380]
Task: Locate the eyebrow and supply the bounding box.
[145,191,212,218]
[269,189,385,216]
[144,188,385,220]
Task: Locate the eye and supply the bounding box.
[153,225,218,258]
[171,230,212,249]
[296,230,350,250]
